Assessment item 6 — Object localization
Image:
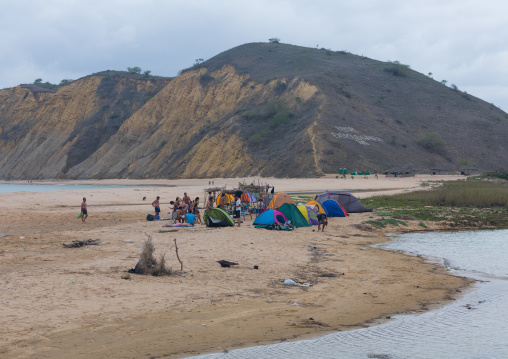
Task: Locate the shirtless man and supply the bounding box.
[81,197,88,223]
[182,192,191,211]
[152,196,161,220]
[205,197,214,211]
[219,193,227,209]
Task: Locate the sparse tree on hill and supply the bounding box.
[194,58,204,65]
[441,79,448,86]
[269,37,280,44]
[143,70,151,76]
[127,66,142,74]
[451,84,459,91]
[34,78,42,84]
[59,79,73,85]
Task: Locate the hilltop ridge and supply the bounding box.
[0,42,506,180]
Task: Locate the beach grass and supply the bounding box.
[363,179,508,229]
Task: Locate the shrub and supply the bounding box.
[417,131,445,154]
[384,61,410,77]
[242,110,256,120]
[269,38,280,43]
[199,73,214,87]
[271,110,290,127]
[127,66,142,74]
[249,131,263,143]
[274,80,287,94]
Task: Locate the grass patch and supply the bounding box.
[364,218,407,228]
[362,179,508,228]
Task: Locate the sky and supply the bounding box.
[1,0,507,111]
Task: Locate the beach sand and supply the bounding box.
[0,175,472,358]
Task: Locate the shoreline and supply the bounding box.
[0,175,474,358]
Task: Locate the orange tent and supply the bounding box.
[306,200,327,215]
[268,192,296,209]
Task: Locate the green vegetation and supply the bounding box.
[32,79,59,90]
[478,169,508,180]
[248,131,263,144]
[269,38,280,44]
[364,218,408,228]
[417,131,445,154]
[199,73,214,87]
[271,109,290,127]
[274,80,287,94]
[127,66,142,74]
[384,60,410,77]
[362,179,508,229]
[59,79,74,85]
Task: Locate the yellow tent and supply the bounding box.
[306,200,327,215]
[268,192,296,209]
[216,193,234,206]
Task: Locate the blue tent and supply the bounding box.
[253,210,288,226]
[321,200,347,217]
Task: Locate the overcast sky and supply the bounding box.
[1,0,507,111]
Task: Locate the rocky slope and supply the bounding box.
[0,42,506,179]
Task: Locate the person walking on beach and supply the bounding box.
[81,197,88,223]
[152,196,161,220]
[317,213,328,232]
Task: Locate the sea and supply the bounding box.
[187,229,508,359]
[0,183,144,193]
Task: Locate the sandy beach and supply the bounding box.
[0,175,472,358]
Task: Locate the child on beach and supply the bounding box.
[80,197,88,223]
[317,213,328,232]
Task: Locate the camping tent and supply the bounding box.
[216,193,234,207]
[321,200,348,217]
[241,192,256,202]
[253,210,288,226]
[204,208,235,227]
[297,205,318,225]
[278,203,310,227]
[268,192,296,209]
[314,191,373,213]
[306,200,328,215]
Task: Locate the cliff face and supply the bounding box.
[0,42,507,180]
[0,76,169,179]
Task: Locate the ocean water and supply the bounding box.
[188,229,508,359]
[0,183,143,193]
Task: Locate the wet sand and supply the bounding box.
[0,175,472,358]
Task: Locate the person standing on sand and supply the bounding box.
[152,196,161,220]
[182,192,191,211]
[81,197,88,223]
[234,194,242,227]
[219,193,226,210]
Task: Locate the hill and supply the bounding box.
[0,42,506,180]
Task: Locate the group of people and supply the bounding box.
[152,192,202,226]
[204,191,242,227]
[80,191,327,231]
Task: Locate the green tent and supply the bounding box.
[278,203,310,227]
[204,208,235,227]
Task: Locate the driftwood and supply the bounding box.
[63,239,101,248]
[174,238,183,271]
